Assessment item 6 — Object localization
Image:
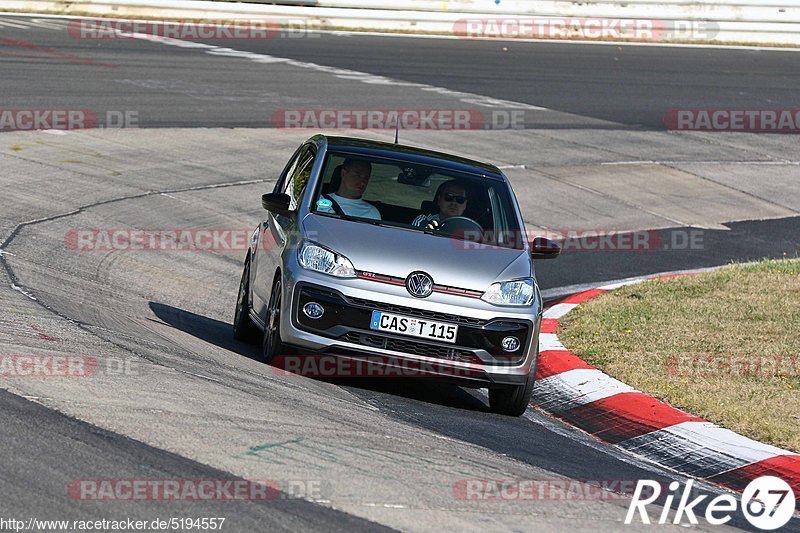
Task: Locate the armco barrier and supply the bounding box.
[5,0,800,45]
[244,0,800,23]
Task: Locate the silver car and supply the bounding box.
[233,135,559,416]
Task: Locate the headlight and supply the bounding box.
[298,242,356,278]
[481,278,535,306]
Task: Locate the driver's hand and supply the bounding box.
[425,219,440,230]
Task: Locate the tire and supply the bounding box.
[489,346,539,416]
[261,276,286,364]
[233,259,259,343]
[488,371,535,416]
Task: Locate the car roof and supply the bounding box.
[317,135,505,180]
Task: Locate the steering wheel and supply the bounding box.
[438,216,483,241]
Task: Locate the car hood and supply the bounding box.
[302,214,531,290]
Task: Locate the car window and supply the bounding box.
[275,145,303,193]
[311,151,523,249]
[282,145,316,211]
[488,186,514,247]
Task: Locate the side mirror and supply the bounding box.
[262,193,292,216]
[530,237,561,260]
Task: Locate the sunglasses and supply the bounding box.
[443,193,467,204]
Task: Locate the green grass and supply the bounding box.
[560,258,800,452]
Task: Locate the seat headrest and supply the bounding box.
[322,164,344,195]
[420,200,437,214]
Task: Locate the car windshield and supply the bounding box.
[310,151,524,249]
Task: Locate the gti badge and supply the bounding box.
[405,271,434,298]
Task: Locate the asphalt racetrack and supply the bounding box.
[1,15,799,532]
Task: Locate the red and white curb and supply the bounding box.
[532,274,800,505]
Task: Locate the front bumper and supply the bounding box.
[278,275,541,387]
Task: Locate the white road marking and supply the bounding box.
[362,503,408,509]
[0,18,30,28]
[121,32,549,111]
[0,17,63,29]
[160,192,189,203]
[28,18,67,30]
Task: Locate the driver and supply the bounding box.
[411,180,469,230]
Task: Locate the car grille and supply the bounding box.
[338,332,479,363]
[347,297,487,326]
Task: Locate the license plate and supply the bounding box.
[369,311,458,344]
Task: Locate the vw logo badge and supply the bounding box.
[405,271,434,298]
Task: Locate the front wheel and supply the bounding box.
[489,346,539,416]
[488,371,535,416]
[261,277,287,364]
[233,260,259,343]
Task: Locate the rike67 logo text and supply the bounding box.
[626,477,796,530]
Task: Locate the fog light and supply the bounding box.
[303,302,324,319]
[501,336,520,352]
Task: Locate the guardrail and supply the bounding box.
[236,0,800,23]
[5,0,800,45]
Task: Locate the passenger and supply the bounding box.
[411,180,469,229]
[319,159,381,220]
